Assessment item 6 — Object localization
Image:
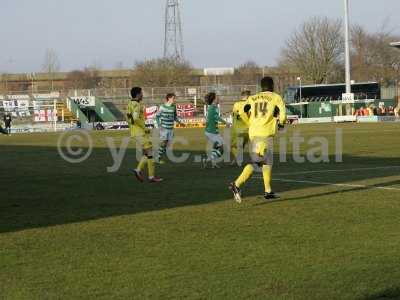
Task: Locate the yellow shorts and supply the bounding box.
[254,140,267,156]
[132,133,152,150]
[250,138,273,165]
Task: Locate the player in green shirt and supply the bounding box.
[202,92,228,168]
[155,93,183,163]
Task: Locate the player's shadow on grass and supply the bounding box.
[362,287,400,300]
[0,145,399,234]
[253,178,400,208]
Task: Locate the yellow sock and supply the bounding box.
[235,164,254,188]
[147,158,155,178]
[262,165,272,193]
[137,156,147,171]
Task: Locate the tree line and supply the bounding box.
[5,17,399,93]
[280,16,400,86]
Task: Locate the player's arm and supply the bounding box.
[210,105,225,124]
[132,105,146,130]
[126,104,134,125]
[239,102,251,126]
[231,104,238,125]
[275,96,287,128]
[174,108,184,125]
[155,107,162,128]
[216,109,227,125]
[218,115,226,124]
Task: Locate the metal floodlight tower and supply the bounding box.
[344,0,352,94]
[164,0,184,60]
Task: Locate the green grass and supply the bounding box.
[1,123,400,299]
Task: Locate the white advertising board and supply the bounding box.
[71,96,96,107]
[204,68,235,76]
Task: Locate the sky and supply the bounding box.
[0,0,399,73]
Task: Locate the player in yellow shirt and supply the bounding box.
[231,91,251,166]
[127,87,163,183]
[229,77,286,203]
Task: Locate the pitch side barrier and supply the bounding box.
[79,115,400,130]
[94,98,122,122]
[1,123,74,134]
[298,116,400,124]
[357,116,400,123]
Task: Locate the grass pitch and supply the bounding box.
[1,123,400,299]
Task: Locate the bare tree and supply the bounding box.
[0,73,6,94]
[42,48,60,91]
[234,61,262,84]
[280,17,344,84]
[351,25,370,82]
[66,68,102,90]
[66,70,84,90]
[351,25,400,85]
[133,58,194,87]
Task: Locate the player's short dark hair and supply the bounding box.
[205,92,217,105]
[130,87,142,99]
[260,77,274,92]
[166,93,176,100]
[241,90,251,97]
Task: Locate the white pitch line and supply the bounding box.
[275,178,400,191]
[274,166,400,176]
[252,177,400,192]
[299,129,400,135]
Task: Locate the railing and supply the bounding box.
[66,98,89,124]
[0,85,260,126]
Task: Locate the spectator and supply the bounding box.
[95,122,105,130]
[354,108,363,116]
[4,113,12,135]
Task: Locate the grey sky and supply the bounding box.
[1,0,399,73]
